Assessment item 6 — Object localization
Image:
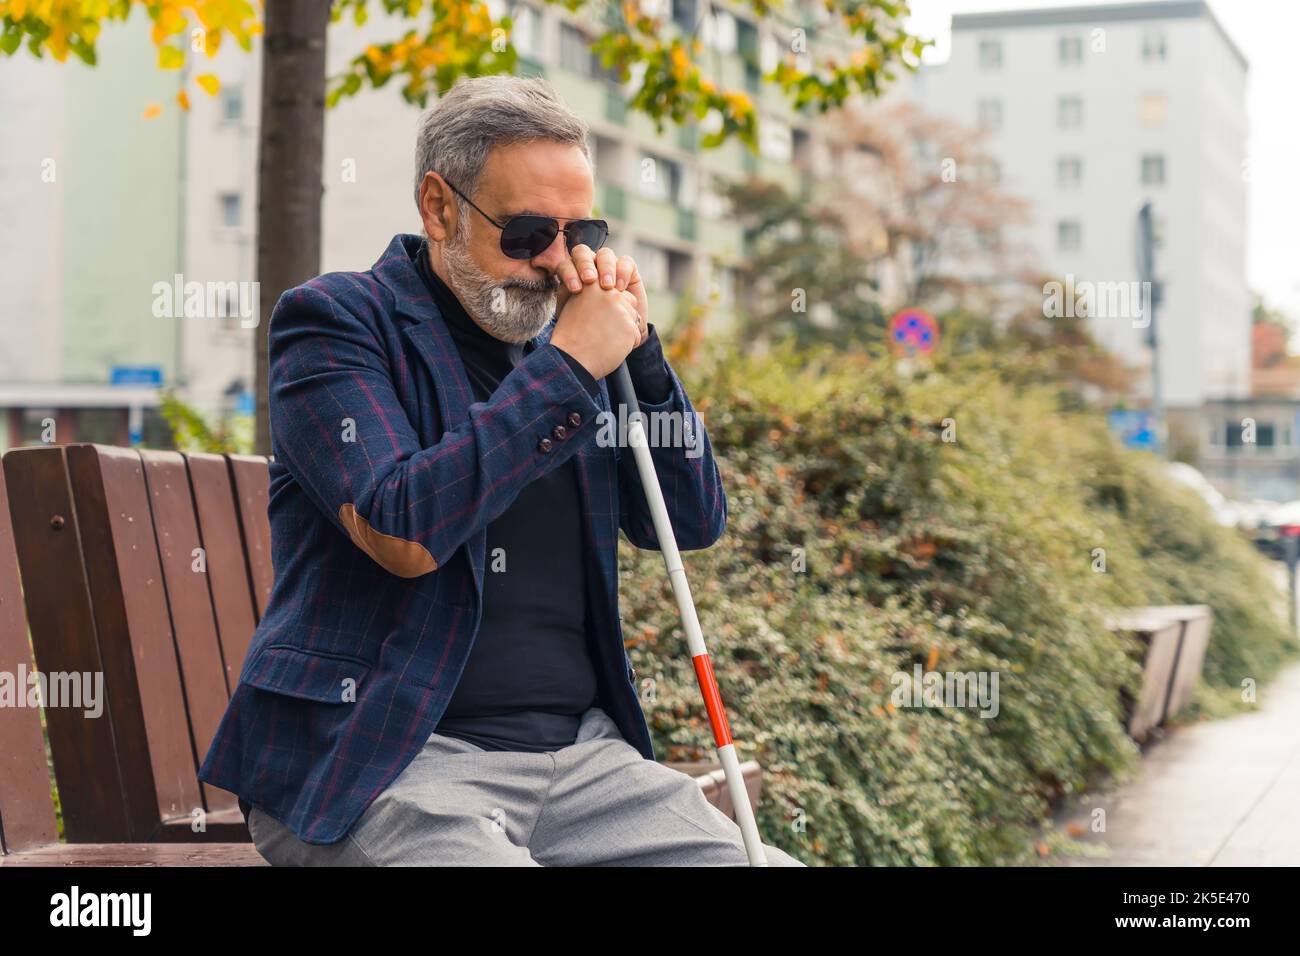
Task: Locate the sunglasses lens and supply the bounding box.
[565,220,609,253]
[500,216,557,259]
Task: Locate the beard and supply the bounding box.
[440,219,557,344]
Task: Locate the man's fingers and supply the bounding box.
[555,257,582,294]
[569,243,598,286]
[615,256,637,292]
[594,247,619,289]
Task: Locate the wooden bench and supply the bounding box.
[1107,605,1214,741]
[1,443,760,866]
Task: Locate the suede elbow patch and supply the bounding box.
[338,503,438,577]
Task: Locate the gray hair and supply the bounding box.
[413,75,593,223]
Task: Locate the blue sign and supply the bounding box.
[1108,409,1156,450]
[111,365,163,387]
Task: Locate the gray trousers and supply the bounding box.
[248,706,804,866]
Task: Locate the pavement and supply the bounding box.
[1051,662,1300,866]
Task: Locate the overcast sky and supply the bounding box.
[905,0,1300,322]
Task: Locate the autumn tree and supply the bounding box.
[1,0,925,453]
[725,98,1039,351]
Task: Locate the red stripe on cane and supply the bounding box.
[692,654,733,747]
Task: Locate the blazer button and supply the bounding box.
[537,437,554,453]
[567,411,582,427]
[552,424,567,441]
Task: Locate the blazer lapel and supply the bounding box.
[373,234,619,632]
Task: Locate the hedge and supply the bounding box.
[618,342,1297,866]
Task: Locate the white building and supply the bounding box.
[2,1,842,448]
[911,0,1250,409]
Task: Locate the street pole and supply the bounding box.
[1138,203,1164,456]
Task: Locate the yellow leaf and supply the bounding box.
[142,103,164,120]
[195,73,221,96]
[158,45,185,70]
[176,89,191,111]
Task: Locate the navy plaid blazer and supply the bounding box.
[198,233,728,845]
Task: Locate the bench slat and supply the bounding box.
[139,451,239,817]
[3,446,136,843]
[227,455,274,619]
[0,842,267,867]
[0,465,60,854]
[187,453,258,690]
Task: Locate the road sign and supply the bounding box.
[110,365,164,387]
[1108,409,1156,450]
[889,309,938,356]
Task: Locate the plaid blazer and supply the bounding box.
[198,233,728,845]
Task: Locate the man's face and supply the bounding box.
[423,140,595,343]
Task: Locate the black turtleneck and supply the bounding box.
[412,242,670,754]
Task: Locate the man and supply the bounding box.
[198,75,802,867]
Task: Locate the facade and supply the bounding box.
[0,0,841,450]
[910,1,1251,410]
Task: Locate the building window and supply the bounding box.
[220,86,243,123]
[699,174,729,218]
[1057,95,1083,129]
[1057,219,1082,252]
[1057,156,1082,188]
[1139,92,1168,127]
[759,117,792,162]
[1141,154,1166,186]
[634,240,671,291]
[560,24,619,81]
[510,3,541,59]
[1059,35,1083,65]
[976,98,1002,130]
[220,193,242,228]
[635,152,682,203]
[1142,30,1167,63]
[672,0,697,33]
[978,38,1002,69]
[701,9,737,53]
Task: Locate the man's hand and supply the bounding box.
[554,244,649,346]
[551,283,642,380]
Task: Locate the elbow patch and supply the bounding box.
[338,503,438,578]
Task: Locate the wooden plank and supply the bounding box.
[186,453,258,690]
[227,455,273,619]
[1122,618,1183,741]
[3,446,134,843]
[0,463,60,854]
[139,451,238,817]
[0,842,267,867]
[66,445,201,839]
[1158,606,1213,720]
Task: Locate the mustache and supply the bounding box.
[502,276,558,295]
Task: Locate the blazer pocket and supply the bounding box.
[243,644,372,704]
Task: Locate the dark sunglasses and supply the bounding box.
[439,176,609,260]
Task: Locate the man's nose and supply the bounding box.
[529,231,571,273]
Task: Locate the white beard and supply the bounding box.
[440,220,557,344]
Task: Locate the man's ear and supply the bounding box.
[419,172,456,242]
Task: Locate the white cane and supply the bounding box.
[609,362,769,867]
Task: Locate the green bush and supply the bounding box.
[618,342,1296,866]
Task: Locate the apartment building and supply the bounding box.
[910,1,1251,410]
[0,0,840,448]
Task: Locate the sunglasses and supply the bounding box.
[439,176,609,261]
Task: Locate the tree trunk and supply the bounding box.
[255,1,330,456]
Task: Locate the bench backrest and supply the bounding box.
[0,465,60,854]
[1,444,271,844]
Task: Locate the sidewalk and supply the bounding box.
[1052,662,1300,866]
